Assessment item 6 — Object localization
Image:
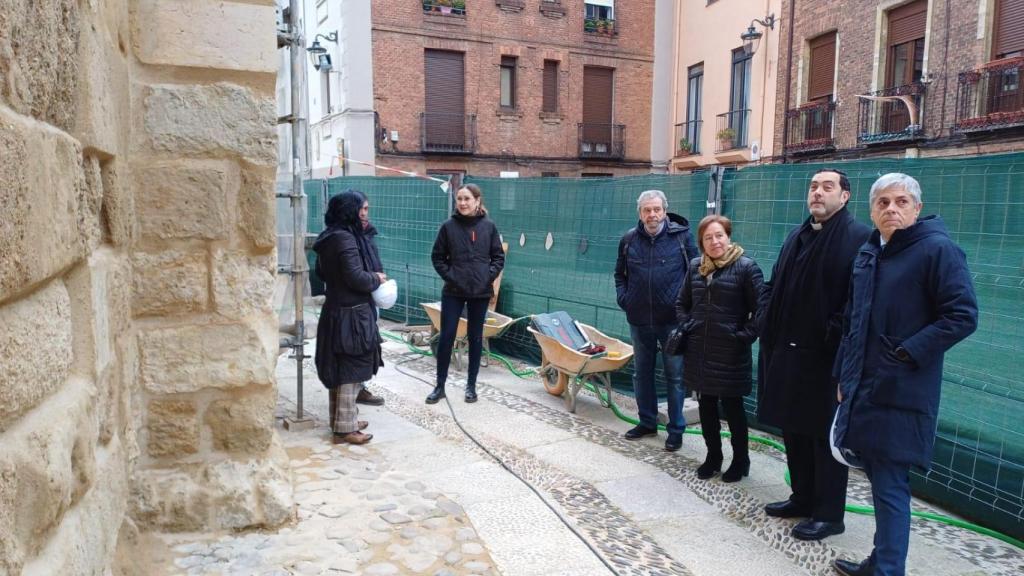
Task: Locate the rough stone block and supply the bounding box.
[134,162,231,241]
[0,379,98,575]
[138,322,274,394]
[80,154,105,253]
[133,0,277,73]
[146,399,199,458]
[129,466,209,532]
[239,167,277,250]
[212,249,274,319]
[132,249,209,317]
[0,107,89,305]
[73,4,129,156]
[100,160,135,247]
[19,436,129,576]
[66,250,130,381]
[204,393,274,454]
[0,280,73,431]
[143,83,276,166]
[0,0,81,131]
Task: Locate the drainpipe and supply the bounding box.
[780,0,796,163]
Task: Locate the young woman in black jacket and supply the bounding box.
[313,191,388,444]
[426,184,505,404]
[675,215,766,481]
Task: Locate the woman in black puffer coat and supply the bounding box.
[675,215,765,482]
[426,184,505,405]
[313,191,387,445]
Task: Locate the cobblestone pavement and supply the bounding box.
[142,334,1024,576]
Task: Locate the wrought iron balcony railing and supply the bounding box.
[715,109,750,152]
[674,120,701,156]
[954,57,1024,133]
[420,113,476,154]
[784,100,836,154]
[578,123,625,159]
[856,82,926,145]
[583,17,617,37]
[422,1,466,17]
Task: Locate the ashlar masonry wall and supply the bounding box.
[0,1,292,574]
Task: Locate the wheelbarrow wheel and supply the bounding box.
[541,367,568,396]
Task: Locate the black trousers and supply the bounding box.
[783,430,848,522]
[698,394,748,462]
[436,294,490,388]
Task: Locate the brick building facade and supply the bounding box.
[371,0,656,179]
[774,0,1024,161]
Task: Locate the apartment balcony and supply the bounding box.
[583,17,618,38]
[422,0,466,17]
[954,57,1024,134]
[856,82,926,145]
[671,120,705,170]
[578,123,625,159]
[784,100,836,154]
[420,113,476,154]
[713,109,751,163]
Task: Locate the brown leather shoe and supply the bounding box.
[332,431,373,445]
[356,388,385,406]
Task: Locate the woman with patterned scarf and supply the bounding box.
[675,215,766,482]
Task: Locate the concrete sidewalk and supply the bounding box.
[151,335,1022,575]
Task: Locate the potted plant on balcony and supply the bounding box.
[451,0,465,14]
[716,127,736,149]
[436,0,452,14]
[584,17,596,32]
[677,138,692,156]
[598,19,612,34]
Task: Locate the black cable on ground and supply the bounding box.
[391,353,622,576]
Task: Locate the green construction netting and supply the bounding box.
[304,154,1024,540]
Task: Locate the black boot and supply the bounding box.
[697,453,723,480]
[425,385,445,404]
[722,458,750,482]
[465,382,478,403]
[722,401,750,483]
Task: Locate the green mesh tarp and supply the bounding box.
[305,155,1024,540]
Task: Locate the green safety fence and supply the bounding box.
[305,153,1024,540]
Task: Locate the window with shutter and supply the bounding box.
[424,50,466,150]
[886,0,926,88]
[994,0,1024,59]
[807,32,836,102]
[543,60,559,113]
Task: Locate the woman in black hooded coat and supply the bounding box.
[313,191,386,444]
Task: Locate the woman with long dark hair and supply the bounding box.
[426,184,505,404]
[675,215,765,481]
[313,191,387,444]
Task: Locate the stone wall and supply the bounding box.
[0,1,291,574]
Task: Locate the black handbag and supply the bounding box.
[664,325,688,356]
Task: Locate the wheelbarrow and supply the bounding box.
[418,301,516,370]
[526,322,634,413]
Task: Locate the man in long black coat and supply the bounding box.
[757,168,871,541]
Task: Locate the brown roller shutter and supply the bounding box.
[808,32,836,101]
[543,60,559,113]
[994,0,1024,58]
[424,50,465,149]
[888,0,927,47]
[582,66,613,144]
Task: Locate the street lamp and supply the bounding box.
[306,32,337,71]
[741,14,777,56]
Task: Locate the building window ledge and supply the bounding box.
[539,111,564,124]
[539,1,566,17]
[496,0,525,12]
[496,108,523,122]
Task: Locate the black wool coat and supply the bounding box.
[431,212,505,300]
[676,255,765,397]
[313,227,383,387]
[756,207,871,435]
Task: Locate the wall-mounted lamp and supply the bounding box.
[740,14,777,56]
[306,32,338,71]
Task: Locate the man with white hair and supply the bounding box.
[831,173,978,576]
[614,190,698,451]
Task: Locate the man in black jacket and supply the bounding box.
[614,190,698,451]
[757,169,871,541]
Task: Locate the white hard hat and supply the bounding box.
[372,279,398,310]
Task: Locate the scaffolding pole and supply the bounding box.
[279,0,314,430]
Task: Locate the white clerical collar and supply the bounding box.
[810,221,823,231]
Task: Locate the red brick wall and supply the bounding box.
[772,0,1024,160]
[372,0,655,176]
